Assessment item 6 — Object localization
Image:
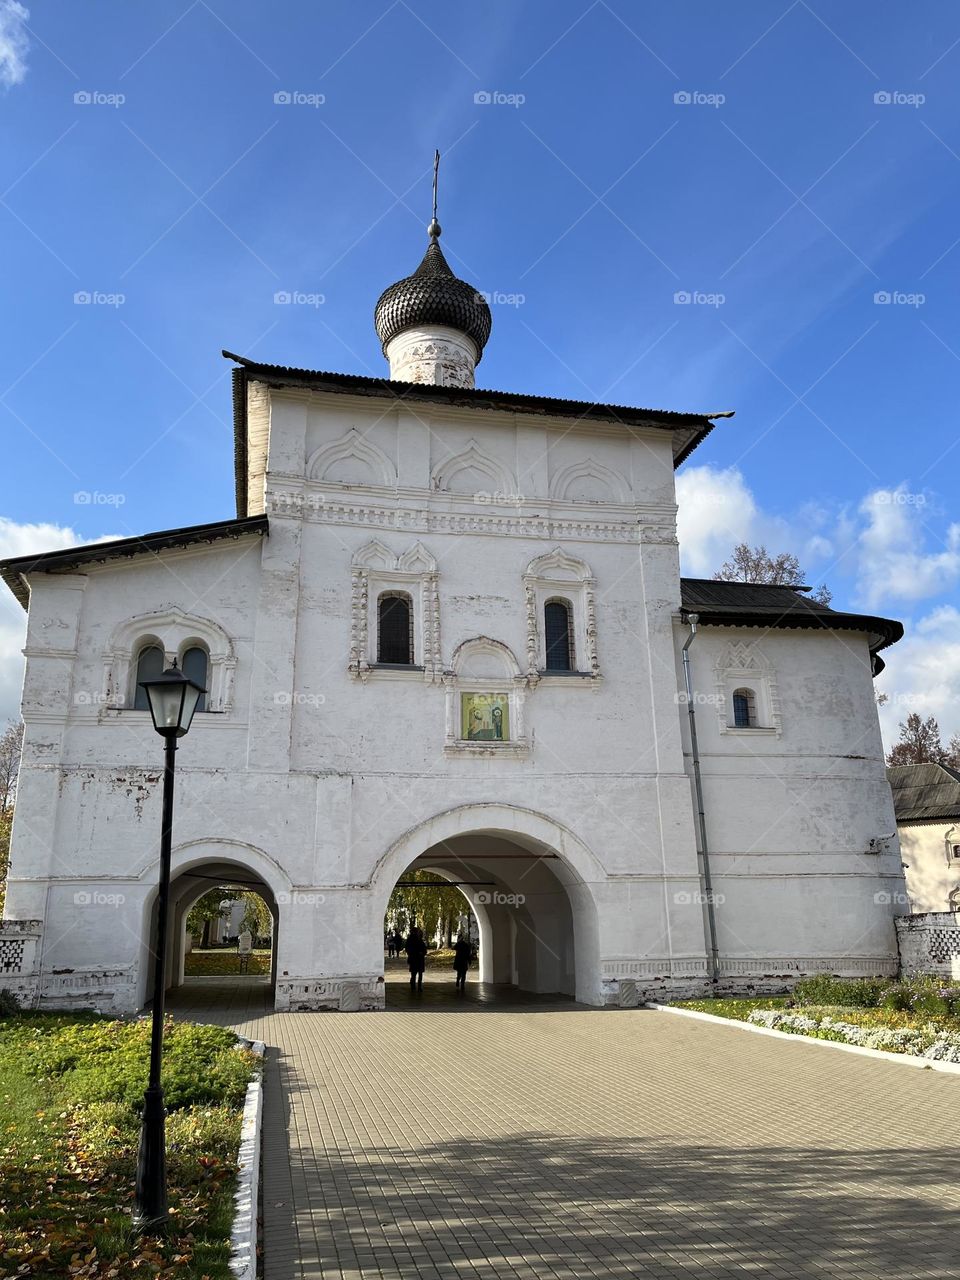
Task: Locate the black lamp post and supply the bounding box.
[133,660,205,1234]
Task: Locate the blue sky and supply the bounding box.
[2,1,960,741]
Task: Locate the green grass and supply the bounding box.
[184,947,271,977]
[0,1012,256,1278]
[670,996,790,1021]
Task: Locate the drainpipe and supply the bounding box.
[681,613,720,984]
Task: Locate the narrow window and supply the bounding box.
[732,687,757,728]
[181,646,208,712]
[544,599,574,671]
[133,644,165,710]
[378,592,414,665]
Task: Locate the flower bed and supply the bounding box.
[0,1009,257,1278]
[747,1007,960,1062]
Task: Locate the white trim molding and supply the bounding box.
[349,540,442,683]
[523,547,601,683]
[713,640,781,737]
[101,608,237,714]
[443,637,530,757]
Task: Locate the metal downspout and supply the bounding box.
[681,613,720,984]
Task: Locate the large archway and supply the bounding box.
[372,805,602,1006]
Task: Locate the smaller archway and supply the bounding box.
[138,843,289,1009]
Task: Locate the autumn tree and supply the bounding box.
[714,543,832,605]
[0,721,24,814]
[886,713,947,766]
[185,887,243,947]
[0,721,23,916]
[387,868,471,949]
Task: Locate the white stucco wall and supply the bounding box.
[899,821,960,912]
[0,378,905,1012]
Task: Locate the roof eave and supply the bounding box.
[223,351,731,483]
[0,514,269,611]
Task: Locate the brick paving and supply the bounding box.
[169,981,960,1279]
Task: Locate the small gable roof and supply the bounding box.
[887,761,960,823]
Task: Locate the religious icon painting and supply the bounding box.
[460,692,509,742]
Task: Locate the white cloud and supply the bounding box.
[675,463,823,579]
[675,464,762,577]
[0,1,29,89]
[876,605,960,750]
[0,517,84,725]
[855,486,960,610]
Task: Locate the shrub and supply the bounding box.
[792,975,893,1008]
[0,988,20,1018]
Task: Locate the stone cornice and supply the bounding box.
[266,489,677,545]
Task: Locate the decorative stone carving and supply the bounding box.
[307,428,396,488]
[551,458,629,505]
[348,541,442,682]
[431,438,516,499]
[385,325,479,388]
[101,609,237,714]
[523,548,601,681]
[713,641,781,736]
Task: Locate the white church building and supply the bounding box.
[0,211,906,1012]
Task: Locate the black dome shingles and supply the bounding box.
[374,238,492,362]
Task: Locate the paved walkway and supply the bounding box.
[169,982,960,1279]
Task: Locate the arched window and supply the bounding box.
[181,646,208,712]
[544,599,574,671]
[132,644,164,710]
[377,592,414,665]
[732,687,757,728]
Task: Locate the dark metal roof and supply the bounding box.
[0,515,268,610]
[225,352,733,515]
[679,578,903,658]
[374,236,493,360]
[887,762,960,823]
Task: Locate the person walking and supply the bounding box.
[405,925,427,991]
[452,933,472,993]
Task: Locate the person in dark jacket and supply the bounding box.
[452,934,472,992]
[406,926,427,991]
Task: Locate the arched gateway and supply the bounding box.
[372,804,603,1005]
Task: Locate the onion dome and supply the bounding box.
[374,225,493,364]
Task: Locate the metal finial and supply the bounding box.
[427,149,441,238]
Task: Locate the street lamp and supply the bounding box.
[133,659,205,1234]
